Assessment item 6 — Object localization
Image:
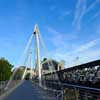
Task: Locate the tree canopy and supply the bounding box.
[25,73,30,80]
[14,68,24,80]
[0,57,13,81]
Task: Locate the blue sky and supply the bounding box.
[0,0,100,67]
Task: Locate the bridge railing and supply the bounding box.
[41,60,100,100]
[42,60,100,88]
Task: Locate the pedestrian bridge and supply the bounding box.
[0,25,100,100]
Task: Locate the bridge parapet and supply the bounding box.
[42,60,100,88]
[41,60,100,100]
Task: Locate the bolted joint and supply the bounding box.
[33,31,36,34]
[33,24,39,35]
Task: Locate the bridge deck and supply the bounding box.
[4,81,56,100]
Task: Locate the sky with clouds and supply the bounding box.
[0,0,100,67]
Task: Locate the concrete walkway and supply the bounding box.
[4,81,56,100]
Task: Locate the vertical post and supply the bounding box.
[74,88,79,100]
[30,51,33,80]
[22,66,27,80]
[33,24,42,87]
[61,90,63,100]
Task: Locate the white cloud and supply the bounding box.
[88,12,100,22]
[47,27,66,47]
[70,38,100,65]
[74,39,100,53]
[58,11,71,20]
[85,0,100,14]
[76,49,100,65]
[47,27,60,35]
[46,26,100,67]
[73,0,100,31]
[73,0,86,31]
[47,26,78,47]
[83,49,100,59]
[47,26,78,40]
[96,25,100,34]
[48,38,100,68]
[51,48,100,68]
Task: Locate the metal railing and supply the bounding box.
[41,60,100,100]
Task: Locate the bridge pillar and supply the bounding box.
[33,24,42,87]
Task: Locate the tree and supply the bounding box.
[25,73,30,80]
[43,58,47,62]
[0,57,13,81]
[14,68,24,80]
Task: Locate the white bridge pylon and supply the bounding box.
[5,24,42,89]
[5,24,61,90]
[22,24,42,86]
[33,24,42,86]
[22,24,60,87]
[21,24,42,86]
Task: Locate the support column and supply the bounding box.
[33,24,42,87]
[29,51,33,80]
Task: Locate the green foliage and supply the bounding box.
[25,73,30,80]
[14,68,24,80]
[0,57,13,81]
[43,58,47,62]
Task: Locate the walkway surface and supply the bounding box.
[4,81,56,100]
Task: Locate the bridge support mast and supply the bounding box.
[33,24,42,86]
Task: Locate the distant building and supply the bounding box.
[15,66,36,78]
[41,58,64,74]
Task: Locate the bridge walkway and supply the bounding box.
[4,81,56,100]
